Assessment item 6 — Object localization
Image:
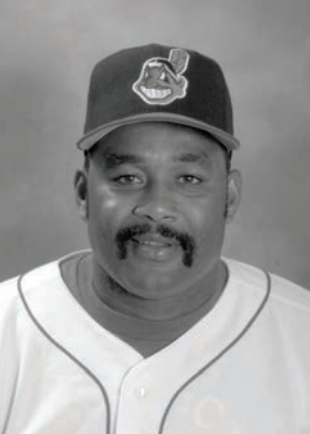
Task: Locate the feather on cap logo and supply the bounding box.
[132,48,190,105]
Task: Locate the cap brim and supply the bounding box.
[77,113,240,152]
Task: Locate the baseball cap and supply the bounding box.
[77,44,240,152]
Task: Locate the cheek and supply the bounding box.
[185,192,227,247]
[188,191,226,226]
[88,181,134,235]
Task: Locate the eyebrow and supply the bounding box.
[104,153,143,169]
[104,151,211,169]
[173,152,211,166]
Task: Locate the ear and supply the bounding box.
[226,169,242,223]
[74,170,88,221]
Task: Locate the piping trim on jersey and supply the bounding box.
[16,267,271,434]
[17,273,111,434]
[158,270,272,434]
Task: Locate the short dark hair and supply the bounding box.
[84,145,98,172]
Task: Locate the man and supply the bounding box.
[0,44,309,434]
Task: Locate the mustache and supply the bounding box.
[115,223,195,267]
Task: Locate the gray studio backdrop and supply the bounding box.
[1,0,310,287]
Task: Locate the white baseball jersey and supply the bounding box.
[0,252,310,434]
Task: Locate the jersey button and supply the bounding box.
[134,387,146,398]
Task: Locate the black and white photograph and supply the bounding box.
[0,1,309,433]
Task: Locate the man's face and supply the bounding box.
[83,122,233,299]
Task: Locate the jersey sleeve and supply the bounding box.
[0,277,21,432]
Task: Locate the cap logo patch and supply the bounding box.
[132,48,190,105]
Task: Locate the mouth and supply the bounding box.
[130,235,179,262]
[132,237,172,247]
[140,86,172,99]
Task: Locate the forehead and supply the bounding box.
[96,122,225,165]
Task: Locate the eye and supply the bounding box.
[113,175,142,185]
[178,175,202,185]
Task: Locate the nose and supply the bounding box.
[132,184,178,224]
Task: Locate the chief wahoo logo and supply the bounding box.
[132,48,190,105]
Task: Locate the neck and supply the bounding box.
[90,256,228,321]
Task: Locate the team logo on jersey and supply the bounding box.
[168,395,240,434]
[132,48,190,105]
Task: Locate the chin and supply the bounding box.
[119,269,192,300]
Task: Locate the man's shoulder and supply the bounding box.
[0,250,88,306]
[0,275,20,308]
[225,257,310,315]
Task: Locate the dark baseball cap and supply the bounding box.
[77,43,240,152]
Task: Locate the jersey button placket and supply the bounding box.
[116,371,153,434]
[133,387,146,399]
